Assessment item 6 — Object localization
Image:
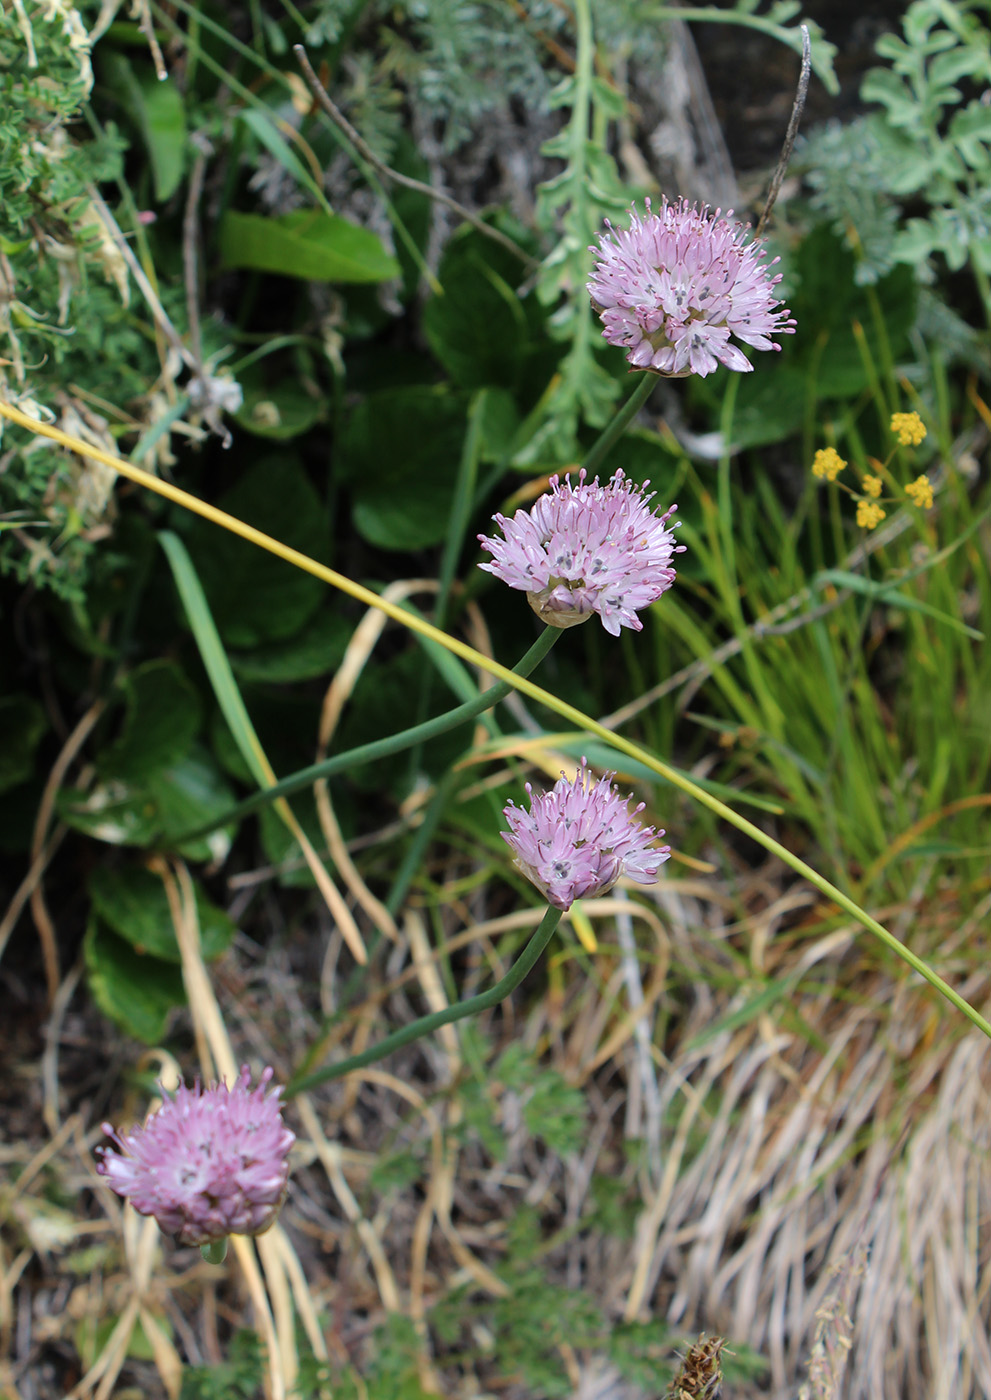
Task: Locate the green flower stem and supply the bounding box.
[581,373,655,476]
[286,905,563,1097]
[7,401,986,1044]
[174,625,561,843]
[201,1238,228,1264]
[295,766,469,1086]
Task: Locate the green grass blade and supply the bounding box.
[158,530,272,789]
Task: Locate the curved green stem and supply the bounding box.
[287,906,563,1096]
[5,400,986,1043]
[174,625,561,842]
[581,373,655,476]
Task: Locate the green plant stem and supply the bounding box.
[287,906,563,1096]
[173,625,561,843]
[201,1238,228,1264]
[581,373,655,476]
[407,392,486,789]
[9,403,986,1044]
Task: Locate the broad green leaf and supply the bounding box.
[104,54,186,202]
[84,917,185,1044]
[99,661,201,783]
[0,695,45,794]
[340,387,466,550]
[57,782,160,847]
[425,234,529,388]
[145,748,239,861]
[89,864,234,962]
[230,609,350,682]
[219,209,399,283]
[182,459,328,648]
[768,224,917,401]
[475,387,521,464]
[59,749,236,859]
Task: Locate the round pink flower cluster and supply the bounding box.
[502,759,670,911]
[478,469,682,636]
[97,1066,295,1246]
[588,199,795,378]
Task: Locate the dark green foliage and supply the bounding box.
[496,1043,588,1157]
[84,916,187,1044]
[802,0,991,301]
[0,695,46,794]
[88,863,234,961]
[340,386,468,551]
[184,460,330,648]
[180,1329,265,1400]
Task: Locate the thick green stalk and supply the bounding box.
[287,906,563,1096]
[174,625,561,842]
[581,373,655,476]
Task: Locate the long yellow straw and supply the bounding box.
[6,398,990,1041]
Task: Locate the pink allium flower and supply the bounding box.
[588,199,795,377]
[478,468,683,635]
[96,1067,295,1246]
[502,758,671,911]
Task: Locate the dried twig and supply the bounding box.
[755,23,811,237]
[292,45,539,273]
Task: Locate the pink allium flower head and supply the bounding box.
[502,758,671,911]
[588,199,795,378]
[478,468,683,635]
[96,1067,295,1246]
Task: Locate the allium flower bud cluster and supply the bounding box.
[478,469,682,636]
[588,199,794,378]
[97,1067,295,1246]
[502,759,670,911]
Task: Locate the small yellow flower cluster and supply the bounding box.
[856,500,886,530]
[812,409,934,529]
[812,447,846,481]
[891,411,926,446]
[904,473,934,509]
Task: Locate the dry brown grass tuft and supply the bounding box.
[3,850,990,1399]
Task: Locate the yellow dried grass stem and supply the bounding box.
[157,857,296,1400]
[3,399,987,1040]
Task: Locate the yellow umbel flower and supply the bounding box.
[905,474,934,509]
[861,474,883,498]
[890,411,926,446]
[812,447,846,481]
[856,499,886,530]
